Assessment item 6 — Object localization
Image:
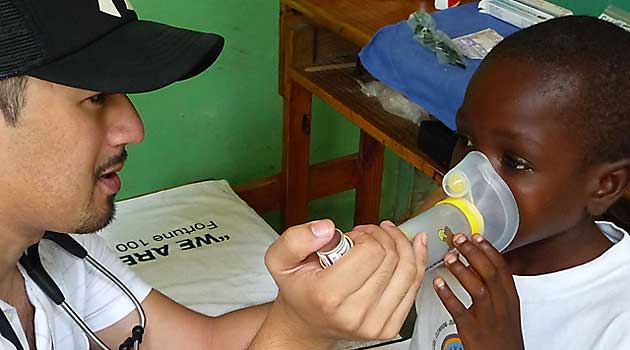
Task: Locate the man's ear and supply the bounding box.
[587,159,630,216]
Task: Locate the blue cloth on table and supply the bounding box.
[358,2,518,130]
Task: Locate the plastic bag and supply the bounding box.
[407,10,467,68]
[359,81,429,125]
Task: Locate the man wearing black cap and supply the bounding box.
[0,1,428,349]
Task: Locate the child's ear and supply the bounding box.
[587,159,630,216]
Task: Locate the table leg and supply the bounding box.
[354,130,385,225]
[282,81,313,229]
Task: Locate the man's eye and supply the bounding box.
[502,154,532,171]
[88,93,107,105]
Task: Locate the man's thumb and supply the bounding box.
[265,219,336,273]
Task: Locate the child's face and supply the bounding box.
[454,58,593,250]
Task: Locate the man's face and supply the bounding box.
[0,77,144,234]
[454,58,592,250]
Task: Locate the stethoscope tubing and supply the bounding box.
[60,255,147,350]
[14,233,147,350]
[85,255,147,328]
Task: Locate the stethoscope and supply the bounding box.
[0,232,146,350]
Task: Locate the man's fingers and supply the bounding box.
[344,222,417,336]
[412,231,428,272]
[345,225,429,340]
[265,220,336,275]
[375,279,420,340]
[325,223,401,311]
[375,233,427,339]
[317,229,387,301]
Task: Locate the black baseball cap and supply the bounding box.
[0,0,224,93]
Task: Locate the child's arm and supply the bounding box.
[433,233,524,350]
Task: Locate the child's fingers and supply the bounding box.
[443,252,491,305]
[433,277,470,324]
[471,234,508,270]
[472,234,518,294]
[452,233,502,291]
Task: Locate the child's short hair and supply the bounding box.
[479,16,630,165]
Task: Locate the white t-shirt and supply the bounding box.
[410,221,630,350]
[0,234,152,350]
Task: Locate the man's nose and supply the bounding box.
[107,94,145,146]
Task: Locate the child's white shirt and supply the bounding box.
[411,221,630,350]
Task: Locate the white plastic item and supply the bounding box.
[599,5,630,32]
[434,0,460,11]
[398,151,519,270]
[478,0,572,29]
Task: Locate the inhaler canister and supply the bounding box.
[317,229,354,269]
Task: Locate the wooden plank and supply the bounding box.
[354,131,385,225]
[282,82,312,228]
[289,65,446,181]
[279,4,287,96]
[234,176,281,214]
[309,154,360,199]
[280,14,319,228]
[235,155,359,215]
[279,8,315,97]
[281,0,437,47]
[281,0,478,46]
[312,28,360,65]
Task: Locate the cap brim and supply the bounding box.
[29,20,224,93]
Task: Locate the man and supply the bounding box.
[0,1,428,349]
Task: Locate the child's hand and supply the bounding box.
[433,233,524,350]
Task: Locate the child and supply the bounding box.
[412,16,630,350]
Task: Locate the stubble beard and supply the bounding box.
[73,149,127,234]
[74,194,116,234]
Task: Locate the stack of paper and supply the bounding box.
[479,0,572,28]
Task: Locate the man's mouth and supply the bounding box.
[99,163,124,178]
[97,164,124,194]
[96,150,128,195]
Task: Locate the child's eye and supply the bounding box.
[501,154,532,171]
[87,93,108,105]
[455,132,474,148]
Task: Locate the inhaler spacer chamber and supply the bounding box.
[398,151,519,269]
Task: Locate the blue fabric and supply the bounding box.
[358,3,518,130]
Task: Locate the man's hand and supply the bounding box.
[434,233,524,350]
[249,219,428,350]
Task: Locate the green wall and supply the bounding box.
[120,0,401,232]
[550,0,629,15]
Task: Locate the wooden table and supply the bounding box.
[235,0,630,229]
[271,0,451,229]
